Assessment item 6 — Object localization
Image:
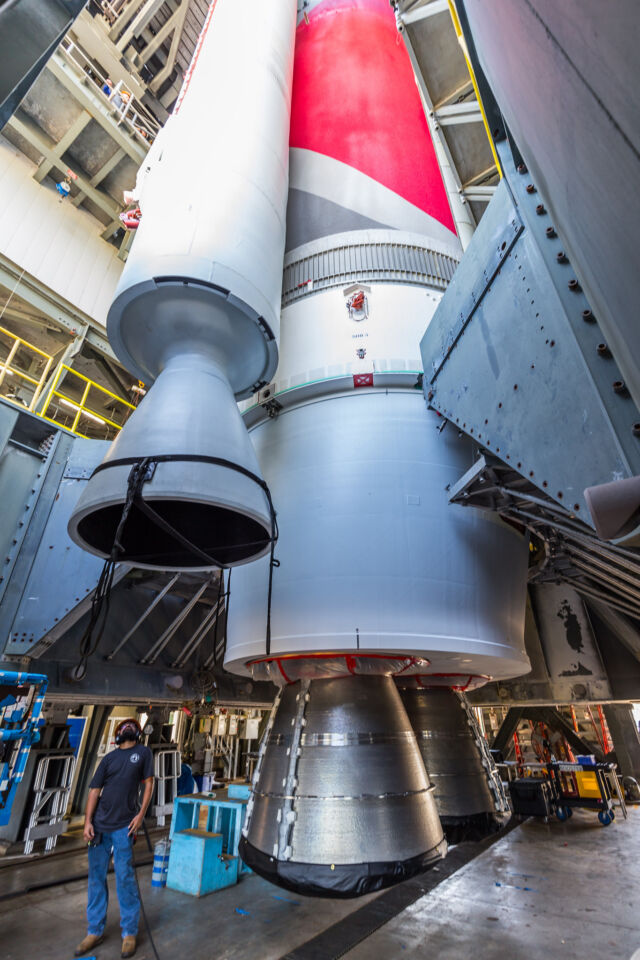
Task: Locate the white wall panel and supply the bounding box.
[0,136,122,326]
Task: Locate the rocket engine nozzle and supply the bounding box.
[68,348,274,570]
[398,685,511,843]
[240,675,446,898]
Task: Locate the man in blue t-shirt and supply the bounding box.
[75,718,154,959]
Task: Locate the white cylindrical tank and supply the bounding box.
[224,0,531,897]
[226,290,529,683]
[68,0,297,569]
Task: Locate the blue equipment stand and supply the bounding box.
[166,784,251,896]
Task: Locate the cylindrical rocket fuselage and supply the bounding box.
[68,0,297,569]
[226,0,530,897]
[226,0,530,684]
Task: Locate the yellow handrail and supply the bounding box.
[0,324,54,412]
[0,327,135,437]
[447,0,503,180]
[40,364,136,438]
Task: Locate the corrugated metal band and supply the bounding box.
[252,785,435,802]
[267,731,416,747]
[282,240,458,304]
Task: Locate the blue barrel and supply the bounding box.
[152,839,170,888]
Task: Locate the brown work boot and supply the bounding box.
[121,935,137,958]
[75,933,104,956]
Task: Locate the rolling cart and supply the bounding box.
[546,759,627,826]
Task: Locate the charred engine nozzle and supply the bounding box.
[397,684,510,843]
[240,674,446,898]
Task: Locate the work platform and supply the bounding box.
[3,809,639,960]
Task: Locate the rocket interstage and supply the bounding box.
[68,0,297,569]
[223,0,531,896]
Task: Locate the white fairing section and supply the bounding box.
[270,280,440,388]
[225,389,531,680]
[238,274,443,416]
[108,0,296,383]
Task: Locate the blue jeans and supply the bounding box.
[87,827,139,937]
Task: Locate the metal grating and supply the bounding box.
[282,240,459,304]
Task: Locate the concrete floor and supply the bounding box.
[2,807,639,960]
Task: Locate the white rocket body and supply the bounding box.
[68,0,297,570]
[224,0,531,896]
[226,273,530,683]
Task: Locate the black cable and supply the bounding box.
[265,522,280,657]
[219,567,232,665]
[74,558,118,679]
[211,567,225,664]
[74,459,152,679]
[76,453,280,672]
[132,821,162,960]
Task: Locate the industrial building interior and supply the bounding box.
[0,0,639,958]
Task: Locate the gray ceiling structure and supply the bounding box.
[394,0,500,246]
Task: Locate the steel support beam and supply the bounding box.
[172,599,223,668]
[148,0,190,94]
[140,579,213,665]
[492,706,604,761]
[73,147,126,207]
[6,114,120,222]
[116,0,166,52]
[70,705,111,815]
[400,27,476,247]
[46,51,146,165]
[400,0,448,25]
[491,707,523,755]
[105,573,181,660]
[433,102,482,125]
[108,0,147,42]
[460,185,496,202]
[603,704,640,779]
[33,110,92,184]
[135,2,183,64]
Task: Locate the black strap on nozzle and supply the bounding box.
[74,453,279,676]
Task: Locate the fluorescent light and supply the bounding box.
[60,398,106,425]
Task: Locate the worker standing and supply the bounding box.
[56,177,71,201]
[75,718,154,960]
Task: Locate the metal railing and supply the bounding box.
[59,37,160,144]
[40,363,136,438]
[23,753,77,854]
[0,325,54,412]
[152,748,181,826]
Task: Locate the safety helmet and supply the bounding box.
[114,717,142,745]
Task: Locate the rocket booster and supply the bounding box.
[227,0,530,896]
[68,0,297,570]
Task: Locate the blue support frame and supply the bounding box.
[0,670,47,827]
